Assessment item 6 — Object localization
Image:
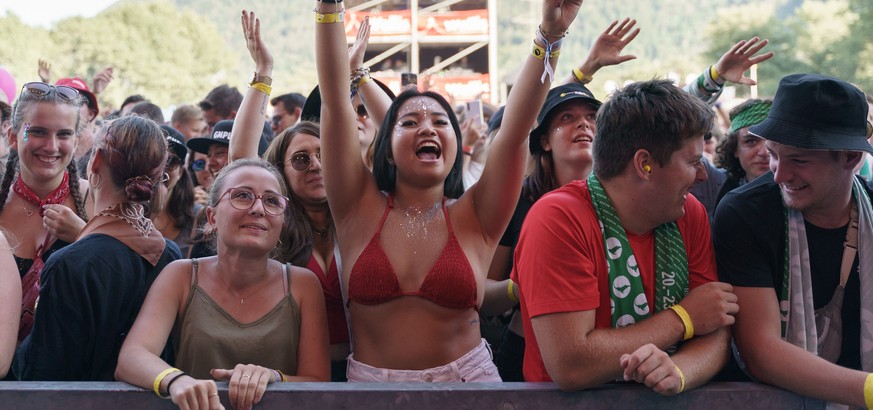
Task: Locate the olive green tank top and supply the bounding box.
[172,259,300,379]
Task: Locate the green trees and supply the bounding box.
[1,1,228,111]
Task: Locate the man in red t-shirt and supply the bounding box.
[512,79,738,395]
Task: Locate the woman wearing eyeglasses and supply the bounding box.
[0,82,90,345]
[117,158,329,410]
[15,116,181,381]
[228,11,354,381]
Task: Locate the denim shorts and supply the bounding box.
[347,339,501,382]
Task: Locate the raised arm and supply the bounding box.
[116,261,221,409]
[316,1,379,221]
[471,0,582,243]
[230,10,274,161]
[349,16,392,127]
[561,17,639,85]
[685,37,774,105]
[0,233,19,378]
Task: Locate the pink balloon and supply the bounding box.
[0,67,16,105]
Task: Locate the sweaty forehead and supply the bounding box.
[398,97,446,117]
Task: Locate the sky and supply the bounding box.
[1,0,115,27]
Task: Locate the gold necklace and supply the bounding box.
[218,270,274,304]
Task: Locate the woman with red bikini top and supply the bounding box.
[316,0,582,382]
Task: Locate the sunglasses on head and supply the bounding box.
[191,158,207,172]
[22,82,79,101]
[289,151,321,172]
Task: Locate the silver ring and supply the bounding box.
[241,375,251,380]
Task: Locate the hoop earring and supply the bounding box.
[89,172,103,189]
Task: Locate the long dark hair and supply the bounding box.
[262,121,329,266]
[372,89,464,199]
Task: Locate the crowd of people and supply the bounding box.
[1,0,872,409]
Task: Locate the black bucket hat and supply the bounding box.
[749,73,873,154]
[529,82,602,154]
[301,78,397,123]
[160,125,188,161]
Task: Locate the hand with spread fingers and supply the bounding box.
[212,364,277,410]
[713,36,774,86]
[620,344,684,396]
[587,18,639,69]
[241,10,273,75]
[168,375,224,410]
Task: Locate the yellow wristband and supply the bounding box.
[153,367,181,398]
[531,42,560,60]
[250,82,272,96]
[864,373,873,409]
[315,11,344,24]
[675,365,686,394]
[507,280,519,303]
[357,75,371,87]
[709,65,720,82]
[572,67,593,84]
[669,304,694,341]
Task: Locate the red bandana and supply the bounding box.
[12,172,71,217]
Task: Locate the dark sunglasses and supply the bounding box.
[191,158,207,172]
[167,155,182,169]
[289,151,321,172]
[22,82,79,101]
[355,104,368,118]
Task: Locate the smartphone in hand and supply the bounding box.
[401,72,418,87]
[466,99,484,125]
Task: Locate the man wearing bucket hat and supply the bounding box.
[513,79,737,393]
[713,73,873,408]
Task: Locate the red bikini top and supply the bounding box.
[347,194,478,311]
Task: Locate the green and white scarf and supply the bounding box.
[588,174,690,327]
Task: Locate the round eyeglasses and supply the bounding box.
[217,187,288,216]
[289,151,321,172]
[22,82,79,101]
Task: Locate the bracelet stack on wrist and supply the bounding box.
[533,27,564,83]
[153,367,181,399]
[350,67,371,97]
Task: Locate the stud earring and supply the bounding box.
[643,165,652,173]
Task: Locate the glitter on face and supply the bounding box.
[23,122,31,143]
